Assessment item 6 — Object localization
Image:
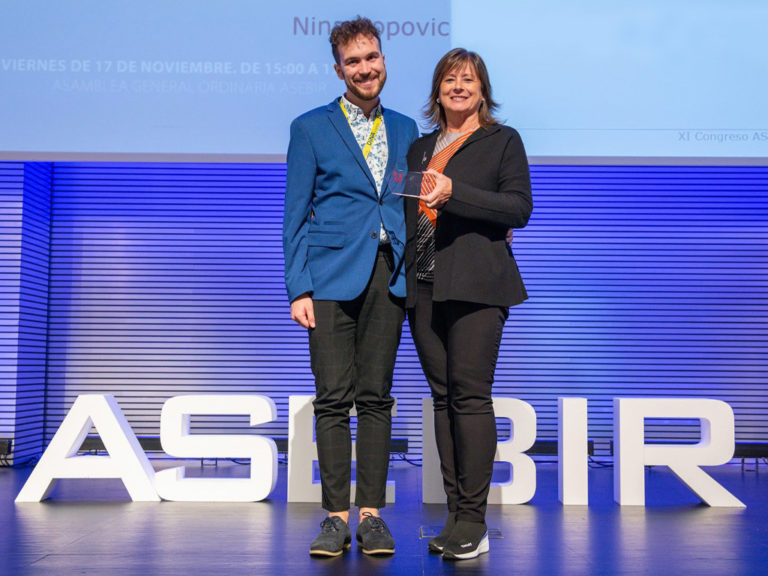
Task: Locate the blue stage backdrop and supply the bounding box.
[2,161,766,462]
[2,0,768,466]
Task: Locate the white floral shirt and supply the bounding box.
[340,95,390,244]
[340,94,389,195]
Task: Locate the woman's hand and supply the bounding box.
[420,169,453,210]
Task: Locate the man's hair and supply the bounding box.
[330,16,382,64]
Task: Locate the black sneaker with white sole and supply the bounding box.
[428,512,457,553]
[356,512,395,555]
[441,520,489,560]
[309,516,352,557]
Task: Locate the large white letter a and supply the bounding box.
[15,394,158,502]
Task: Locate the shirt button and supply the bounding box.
[370,232,377,239]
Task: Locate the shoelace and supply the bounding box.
[361,512,386,533]
[320,517,341,533]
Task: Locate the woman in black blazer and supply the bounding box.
[405,48,533,560]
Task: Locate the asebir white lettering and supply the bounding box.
[14,394,745,508]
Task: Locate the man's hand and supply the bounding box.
[290,293,316,329]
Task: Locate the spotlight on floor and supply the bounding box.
[734,443,768,469]
[0,438,12,462]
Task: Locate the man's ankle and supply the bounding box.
[329,511,349,524]
[359,507,380,521]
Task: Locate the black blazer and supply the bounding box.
[405,124,533,308]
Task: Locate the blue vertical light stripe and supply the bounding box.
[0,162,51,463]
[0,163,25,453]
[15,163,51,461]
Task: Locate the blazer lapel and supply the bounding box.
[416,131,440,170]
[326,99,377,191]
[454,124,500,155]
[405,132,438,223]
[418,125,501,170]
[380,108,400,198]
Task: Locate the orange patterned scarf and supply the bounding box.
[418,131,473,226]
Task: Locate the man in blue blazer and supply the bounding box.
[282,17,418,557]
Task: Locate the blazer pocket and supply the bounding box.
[307,230,345,248]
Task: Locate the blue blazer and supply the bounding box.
[283,98,419,302]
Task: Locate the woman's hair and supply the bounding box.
[423,48,499,131]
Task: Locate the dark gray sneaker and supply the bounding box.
[309,516,352,557]
[356,512,395,555]
[441,520,489,560]
[428,512,457,553]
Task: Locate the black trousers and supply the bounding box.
[409,281,508,523]
[309,248,405,512]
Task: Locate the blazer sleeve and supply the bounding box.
[282,118,317,302]
[409,121,420,148]
[442,128,533,228]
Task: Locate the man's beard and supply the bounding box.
[346,70,387,102]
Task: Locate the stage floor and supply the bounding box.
[2,460,767,575]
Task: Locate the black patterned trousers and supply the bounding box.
[309,247,405,512]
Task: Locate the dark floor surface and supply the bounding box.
[1,458,767,575]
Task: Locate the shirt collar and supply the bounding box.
[340,94,382,122]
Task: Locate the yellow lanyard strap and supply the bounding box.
[339,98,383,159]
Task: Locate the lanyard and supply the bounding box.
[339,98,383,159]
